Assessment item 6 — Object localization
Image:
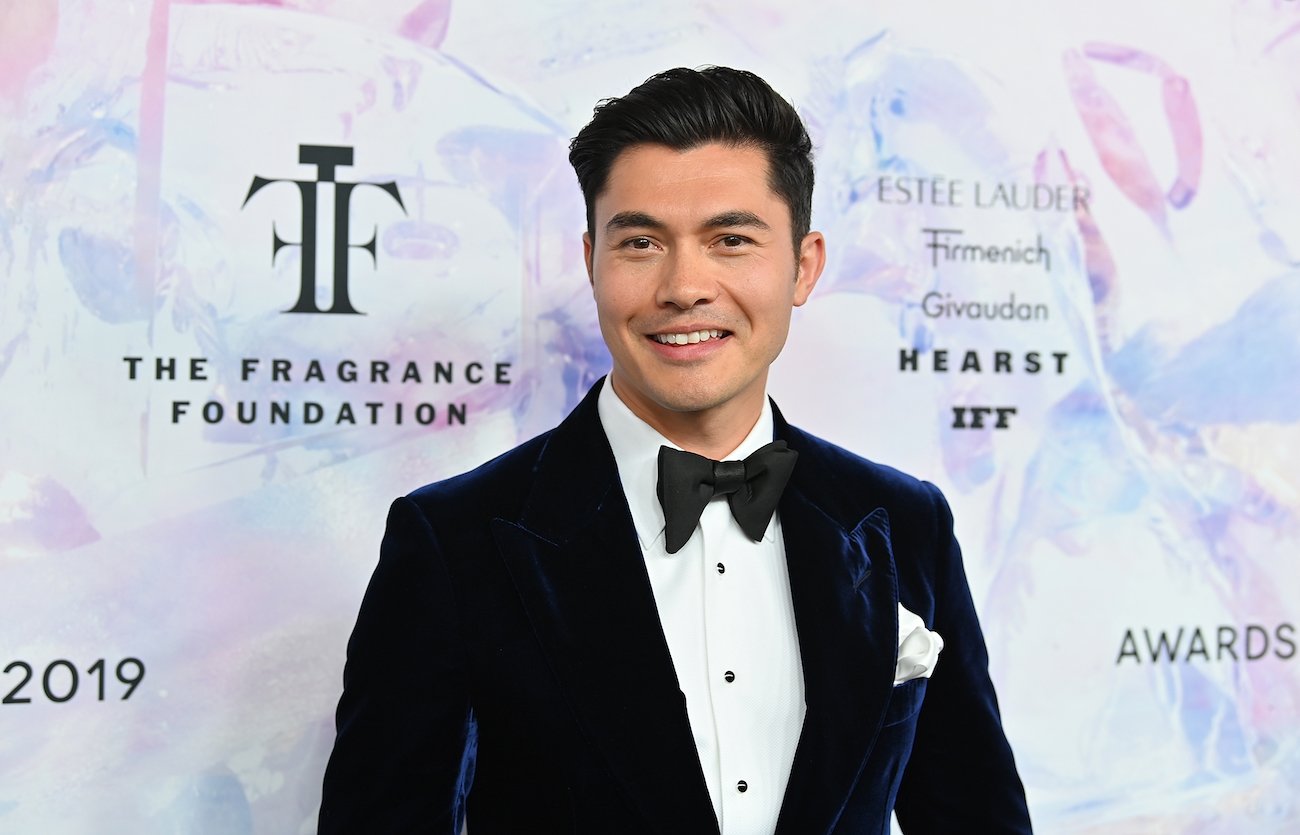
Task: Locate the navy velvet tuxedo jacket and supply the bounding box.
[318,379,1031,834]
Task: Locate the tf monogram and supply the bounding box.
[243,145,406,314]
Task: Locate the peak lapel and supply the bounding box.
[490,381,718,835]
[773,414,900,835]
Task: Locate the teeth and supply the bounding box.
[654,329,724,345]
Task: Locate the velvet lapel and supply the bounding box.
[489,381,719,834]
[772,409,900,835]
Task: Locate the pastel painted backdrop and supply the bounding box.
[2,1,1298,832]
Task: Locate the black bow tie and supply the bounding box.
[656,441,798,554]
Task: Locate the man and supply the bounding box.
[319,66,1031,834]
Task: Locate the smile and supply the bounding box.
[651,329,728,345]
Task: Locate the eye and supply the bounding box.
[719,234,750,248]
[623,236,654,250]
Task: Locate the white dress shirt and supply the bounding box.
[598,378,806,835]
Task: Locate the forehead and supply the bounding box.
[596,142,788,227]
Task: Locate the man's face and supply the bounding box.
[583,142,824,434]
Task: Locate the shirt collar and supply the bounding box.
[597,374,776,550]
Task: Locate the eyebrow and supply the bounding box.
[603,210,771,234]
[605,211,665,233]
[703,210,770,231]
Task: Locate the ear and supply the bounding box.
[582,232,595,286]
[792,231,826,307]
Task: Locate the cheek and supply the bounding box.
[592,291,638,345]
[593,277,643,320]
[747,287,797,328]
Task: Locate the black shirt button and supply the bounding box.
[724,670,735,683]
[716,562,725,574]
[736,780,748,793]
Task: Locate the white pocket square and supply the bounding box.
[895,603,944,686]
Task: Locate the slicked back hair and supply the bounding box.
[568,66,814,253]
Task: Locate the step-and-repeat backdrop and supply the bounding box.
[2,1,1298,832]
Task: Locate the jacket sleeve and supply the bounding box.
[318,496,475,834]
[893,483,1032,833]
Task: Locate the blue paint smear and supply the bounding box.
[57,228,153,324]
[159,771,253,835]
[1110,274,1300,424]
[436,127,563,230]
[1011,386,1147,542]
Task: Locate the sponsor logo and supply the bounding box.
[922,228,1051,272]
[921,292,1049,321]
[898,348,1068,375]
[872,175,1090,213]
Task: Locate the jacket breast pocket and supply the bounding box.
[881,677,927,728]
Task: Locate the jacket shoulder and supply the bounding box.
[782,422,946,530]
[405,428,553,522]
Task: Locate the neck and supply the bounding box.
[607,373,765,460]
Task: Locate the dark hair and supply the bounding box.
[568,66,814,249]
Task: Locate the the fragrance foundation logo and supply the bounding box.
[242,144,406,314]
[113,144,512,432]
[122,355,512,427]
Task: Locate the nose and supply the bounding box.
[655,249,718,310]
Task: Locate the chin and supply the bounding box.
[614,359,758,417]
[654,394,720,414]
[648,382,738,415]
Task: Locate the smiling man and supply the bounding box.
[319,67,1032,835]
[586,141,821,460]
